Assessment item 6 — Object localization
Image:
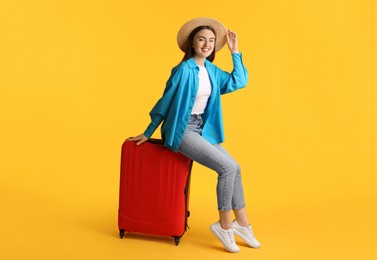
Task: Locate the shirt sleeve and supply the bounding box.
[143,65,184,138]
[217,53,248,95]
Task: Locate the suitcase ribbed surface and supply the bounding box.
[118,140,192,237]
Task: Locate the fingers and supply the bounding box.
[226,29,239,54]
[227,29,237,39]
[127,136,139,141]
[128,134,148,145]
[136,138,147,145]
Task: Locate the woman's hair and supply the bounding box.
[181,25,217,63]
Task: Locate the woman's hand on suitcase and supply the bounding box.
[128,134,148,145]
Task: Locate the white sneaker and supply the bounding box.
[210,222,240,253]
[232,220,261,248]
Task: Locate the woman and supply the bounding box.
[129,17,260,253]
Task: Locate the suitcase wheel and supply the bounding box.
[119,229,125,239]
[173,236,181,246]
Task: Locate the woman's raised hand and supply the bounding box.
[128,134,148,145]
[226,29,239,54]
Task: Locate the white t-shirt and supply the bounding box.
[191,65,212,115]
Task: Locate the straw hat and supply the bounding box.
[177,17,227,53]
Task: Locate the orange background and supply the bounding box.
[1,0,376,259]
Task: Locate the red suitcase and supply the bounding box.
[118,139,193,245]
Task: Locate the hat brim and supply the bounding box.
[177,17,227,53]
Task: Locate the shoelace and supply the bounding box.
[226,230,236,244]
[247,226,256,239]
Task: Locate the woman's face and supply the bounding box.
[192,29,216,59]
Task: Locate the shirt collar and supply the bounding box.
[186,57,213,69]
[187,57,198,69]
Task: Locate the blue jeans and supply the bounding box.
[178,114,245,211]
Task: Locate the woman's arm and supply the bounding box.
[216,30,248,95]
[128,65,184,145]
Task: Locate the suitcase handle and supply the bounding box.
[125,137,163,146]
[146,138,163,145]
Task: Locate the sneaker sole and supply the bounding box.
[210,225,240,253]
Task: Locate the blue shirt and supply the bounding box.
[144,53,248,152]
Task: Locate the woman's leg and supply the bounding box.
[234,208,249,227]
[179,130,241,252]
[213,145,261,248]
[213,145,249,227]
[178,131,239,217]
[178,115,259,251]
[219,210,232,229]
